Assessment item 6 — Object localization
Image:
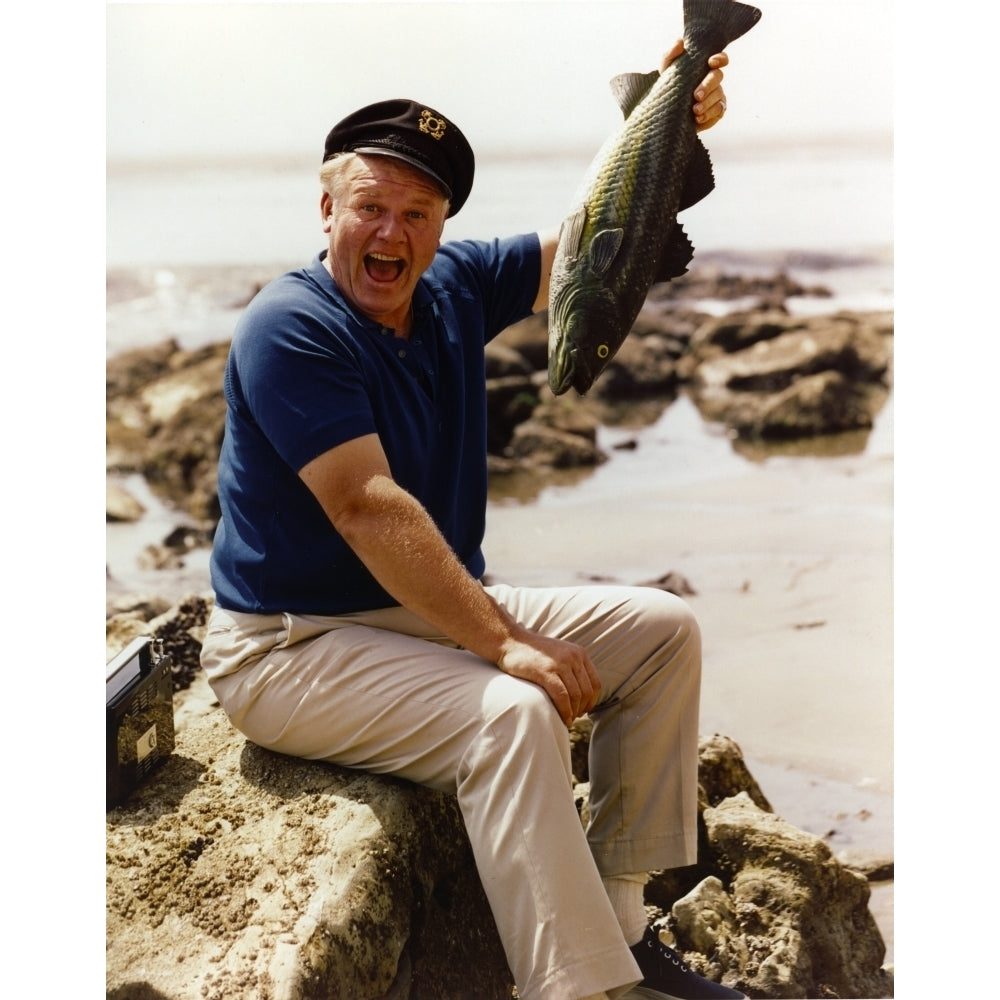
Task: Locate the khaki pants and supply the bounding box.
[201,583,701,1000]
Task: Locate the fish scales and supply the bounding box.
[548,0,762,396]
[585,73,696,284]
[588,72,695,236]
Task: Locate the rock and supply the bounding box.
[532,397,602,442]
[107,339,229,522]
[484,340,534,379]
[692,317,890,394]
[694,793,894,999]
[754,371,888,438]
[628,302,706,344]
[493,311,549,371]
[507,420,606,468]
[151,593,214,690]
[688,312,893,439]
[107,481,145,522]
[106,711,513,1000]
[107,592,213,691]
[106,337,180,398]
[695,734,771,813]
[484,374,541,454]
[640,738,892,998]
[106,594,174,655]
[569,716,594,785]
[137,523,217,575]
[837,849,894,883]
[637,571,698,598]
[648,267,831,306]
[502,394,607,469]
[506,395,607,469]
[688,309,799,359]
[590,334,681,401]
[669,876,746,983]
[643,735,771,911]
[697,370,889,439]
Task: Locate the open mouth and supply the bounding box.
[365,252,405,283]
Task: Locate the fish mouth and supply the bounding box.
[548,345,577,396]
[548,290,597,395]
[548,290,600,395]
[364,252,405,283]
[547,307,577,395]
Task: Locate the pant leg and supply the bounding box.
[200,604,641,1000]
[485,583,702,876]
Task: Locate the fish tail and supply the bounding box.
[683,0,762,52]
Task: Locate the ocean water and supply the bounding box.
[106,134,892,356]
[108,134,893,262]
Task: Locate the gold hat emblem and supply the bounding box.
[418,110,447,141]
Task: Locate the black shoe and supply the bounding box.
[627,926,747,1000]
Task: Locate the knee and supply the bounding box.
[636,587,701,655]
[483,674,564,736]
[671,593,701,649]
[474,675,570,773]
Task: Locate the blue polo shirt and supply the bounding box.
[210,233,541,614]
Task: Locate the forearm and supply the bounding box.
[334,474,522,663]
[299,435,600,723]
[532,226,560,313]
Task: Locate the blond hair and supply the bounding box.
[319,152,357,203]
[319,151,451,216]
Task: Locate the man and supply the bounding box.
[201,38,747,1000]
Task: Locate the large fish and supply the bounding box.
[547,0,762,395]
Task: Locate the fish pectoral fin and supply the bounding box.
[654,222,694,283]
[609,70,660,119]
[678,138,716,212]
[559,204,589,260]
[588,228,625,277]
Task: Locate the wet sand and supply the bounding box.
[482,394,894,959]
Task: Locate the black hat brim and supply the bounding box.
[350,145,454,201]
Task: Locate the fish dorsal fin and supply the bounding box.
[589,228,625,277]
[559,204,588,261]
[609,70,660,119]
[678,137,716,212]
[654,222,694,283]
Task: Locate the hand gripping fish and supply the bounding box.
[547,0,762,396]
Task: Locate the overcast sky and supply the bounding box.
[107,0,893,162]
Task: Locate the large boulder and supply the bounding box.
[634,736,892,999]
[483,372,541,454]
[588,333,683,401]
[687,312,893,439]
[106,338,228,523]
[691,315,891,391]
[693,793,893,999]
[106,708,514,1000]
[696,368,889,439]
[506,397,607,469]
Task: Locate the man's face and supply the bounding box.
[322,155,448,333]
